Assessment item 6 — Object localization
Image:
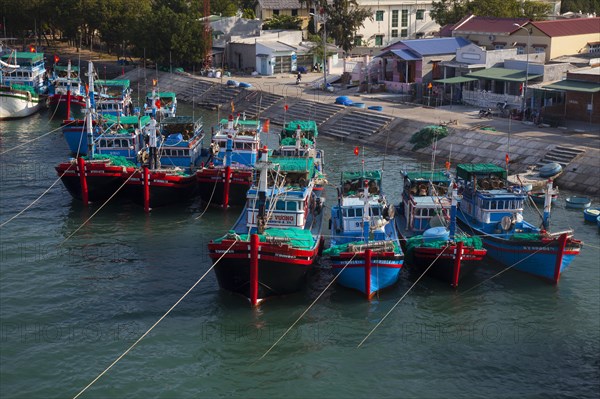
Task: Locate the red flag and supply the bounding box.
[155,99,161,108]
[445,160,450,171]
[505,153,510,165]
[29,46,35,53]
[263,119,270,132]
[354,146,359,156]
[53,55,59,64]
[519,83,523,94]
[284,104,289,111]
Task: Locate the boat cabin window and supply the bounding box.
[371,207,380,216]
[275,201,286,211]
[286,202,297,211]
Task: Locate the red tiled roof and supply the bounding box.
[532,17,600,37]
[453,16,530,34]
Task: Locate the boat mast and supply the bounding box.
[362,180,370,243]
[295,124,301,155]
[86,60,95,157]
[449,182,458,241]
[542,179,553,230]
[256,146,269,235]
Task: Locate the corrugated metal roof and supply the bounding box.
[377,48,421,60]
[258,0,303,9]
[543,79,600,93]
[402,37,471,56]
[453,17,530,34]
[467,68,542,82]
[532,17,600,37]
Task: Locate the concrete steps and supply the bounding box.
[268,100,344,126]
[321,110,394,140]
[196,85,251,109]
[536,145,586,168]
[241,91,284,119]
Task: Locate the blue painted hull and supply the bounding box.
[481,234,579,282]
[331,257,403,297]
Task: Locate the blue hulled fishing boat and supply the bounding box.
[455,163,582,283]
[325,170,403,298]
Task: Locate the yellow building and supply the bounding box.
[255,0,313,30]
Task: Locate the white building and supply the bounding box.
[353,0,440,47]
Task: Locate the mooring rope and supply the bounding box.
[195,178,219,220]
[255,252,358,363]
[357,244,450,348]
[0,163,75,228]
[0,121,76,155]
[72,239,238,399]
[459,240,556,295]
[60,172,136,246]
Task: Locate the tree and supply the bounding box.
[561,0,600,14]
[211,0,238,17]
[324,0,372,52]
[430,0,552,26]
[262,14,302,30]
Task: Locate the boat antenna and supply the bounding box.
[506,114,512,177]
[542,179,553,230]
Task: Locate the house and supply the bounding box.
[451,16,600,63]
[538,67,600,124]
[209,16,262,68]
[353,0,440,47]
[255,0,312,30]
[373,37,471,93]
[227,30,331,75]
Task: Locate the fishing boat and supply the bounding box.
[208,148,325,305]
[395,170,485,287]
[143,89,177,118]
[455,163,582,283]
[324,170,403,298]
[95,79,134,116]
[47,60,86,119]
[530,189,558,205]
[124,116,205,210]
[272,120,326,194]
[56,61,138,203]
[196,114,261,207]
[62,114,152,157]
[583,207,600,223]
[0,51,47,119]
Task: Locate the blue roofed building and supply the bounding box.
[371,37,471,94]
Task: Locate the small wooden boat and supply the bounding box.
[583,207,600,223]
[565,196,591,209]
[530,190,558,205]
[368,105,383,111]
[538,162,562,178]
[352,102,366,108]
[238,82,252,88]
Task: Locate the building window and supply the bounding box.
[534,47,545,53]
[401,10,408,27]
[494,44,505,50]
[516,46,525,55]
[375,11,384,21]
[401,28,408,37]
[273,9,279,15]
[391,29,398,38]
[392,10,398,27]
[291,9,298,16]
[416,9,425,20]
[354,36,362,46]
[375,35,384,46]
[590,44,600,53]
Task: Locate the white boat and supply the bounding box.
[0,51,47,119]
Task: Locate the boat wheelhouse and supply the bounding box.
[144,90,177,118]
[196,114,261,207]
[0,51,47,119]
[94,79,133,116]
[456,163,582,283]
[47,61,86,118]
[208,150,325,305]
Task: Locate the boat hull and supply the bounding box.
[481,234,580,282]
[330,253,403,297]
[410,245,486,286]
[0,92,44,119]
[209,239,320,301]
[55,161,130,203]
[125,170,198,208]
[47,94,85,118]
[196,168,252,207]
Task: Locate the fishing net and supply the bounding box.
[409,125,449,150]
[323,240,401,256]
[511,233,543,241]
[405,234,483,252]
[84,154,136,167]
[214,228,315,249]
[280,137,314,146]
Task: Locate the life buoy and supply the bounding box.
[138,149,149,164]
[418,183,427,195]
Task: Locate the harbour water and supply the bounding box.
[1,105,599,398]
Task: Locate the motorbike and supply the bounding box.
[479,108,492,118]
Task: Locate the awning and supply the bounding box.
[542,80,600,93]
[434,76,478,84]
[467,68,541,82]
